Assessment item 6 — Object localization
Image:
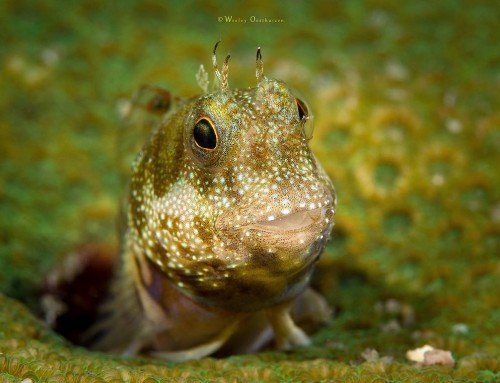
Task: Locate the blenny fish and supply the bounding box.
[94,43,336,361]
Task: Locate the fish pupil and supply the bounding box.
[193,119,217,149]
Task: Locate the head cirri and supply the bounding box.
[128,42,336,312]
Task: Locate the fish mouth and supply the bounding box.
[236,206,332,253]
[215,203,334,254]
[243,207,325,234]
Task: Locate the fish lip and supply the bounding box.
[239,207,328,234]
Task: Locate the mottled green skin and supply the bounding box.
[0,0,499,381]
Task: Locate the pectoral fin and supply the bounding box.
[151,320,240,362]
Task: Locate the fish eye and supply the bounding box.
[295,98,308,121]
[295,97,314,139]
[193,117,218,150]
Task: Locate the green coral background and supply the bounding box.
[0,0,498,381]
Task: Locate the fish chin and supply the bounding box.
[187,187,335,312]
[172,207,333,313]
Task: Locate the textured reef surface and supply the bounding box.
[0,0,498,381]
